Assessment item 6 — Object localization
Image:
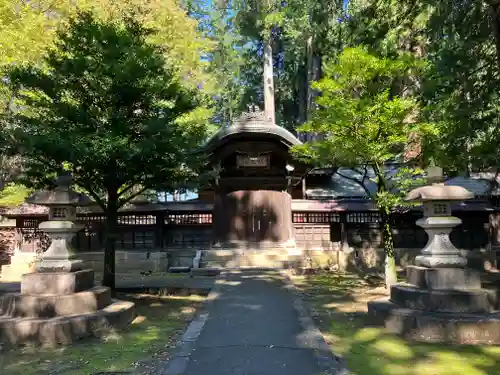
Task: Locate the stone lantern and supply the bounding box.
[25,172,92,273]
[0,172,135,346]
[368,181,500,345]
[406,183,473,271]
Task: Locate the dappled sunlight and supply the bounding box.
[230,303,263,310]
[482,345,500,356]
[131,315,147,324]
[100,328,124,343]
[372,336,414,360]
[291,271,500,375]
[220,280,242,286]
[353,327,381,342]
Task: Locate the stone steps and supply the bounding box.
[199,248,300,269]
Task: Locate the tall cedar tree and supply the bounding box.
[4,12,207,289]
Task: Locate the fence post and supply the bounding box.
[489,211,500,269]
[155,211,165,250]
[340,211,348,251]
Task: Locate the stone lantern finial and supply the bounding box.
[54,171,72,189]
[25,172,92,273]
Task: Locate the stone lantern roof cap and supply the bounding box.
[405,183,474,202]
[25,172,93,207]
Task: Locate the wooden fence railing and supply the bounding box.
[8,206,493,254]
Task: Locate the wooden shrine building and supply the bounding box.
[200,106,309,249]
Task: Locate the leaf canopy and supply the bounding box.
[5,11,207,207]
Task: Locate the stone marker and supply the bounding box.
[368,181,500,344]
[0,172,135,346]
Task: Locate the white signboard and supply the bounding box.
[237,154,269,168]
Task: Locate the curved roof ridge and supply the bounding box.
[204,106,302,151]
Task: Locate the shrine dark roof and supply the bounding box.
[203,107,302,151]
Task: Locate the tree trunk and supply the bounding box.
[102,188,119,291]
[373,163,398,290]
[308,54,322,113]
[381,209,398,290]
[297,63,308,127]
[489,1,500,69]
[263,33,276,124]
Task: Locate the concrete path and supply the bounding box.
[164,270,346,375]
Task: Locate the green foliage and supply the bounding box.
[344,0,432,57]
[2,11,210,288]
[292,47,433,287]
[0,0,215,114]
[5,11,207,208]
[293,47,433,177]
[420,0,500,173]
[185,0,248,126]
[375,167,425,214]
[343,0,500,176]
[0,183,31,207]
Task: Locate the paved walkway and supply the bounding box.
[165,270,346,375]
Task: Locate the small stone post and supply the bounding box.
[25,172,92,273]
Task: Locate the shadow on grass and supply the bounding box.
[292,272,500,375]
[0,292,205,375]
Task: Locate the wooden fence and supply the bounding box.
[10,207,492,253]
[292,210,490,251]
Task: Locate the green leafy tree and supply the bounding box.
[292,47,434,288]
[3,12,208,289]
[0,0,215,112]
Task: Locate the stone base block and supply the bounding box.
[36,257,85,273]
[368,299,500,345]
[407,266,481,290]
[0,287,111,318]
[21,270,95,295]
[390,284,498,313]
[415,254,468,268]
[0,299,135,346]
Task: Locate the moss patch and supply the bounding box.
[1,292,205,374]
[292,272,500,375]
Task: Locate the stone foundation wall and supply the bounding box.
[296,246,493,272]
[80,251,168,274]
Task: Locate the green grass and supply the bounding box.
[292,272,500,375]
[1,292,205,375]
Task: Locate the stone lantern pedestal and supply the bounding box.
[368,184,500,344]
[0,173,135,346]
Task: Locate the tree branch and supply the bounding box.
[118,185,149,208]
[74,178,106,210]
[336,166,372,197]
